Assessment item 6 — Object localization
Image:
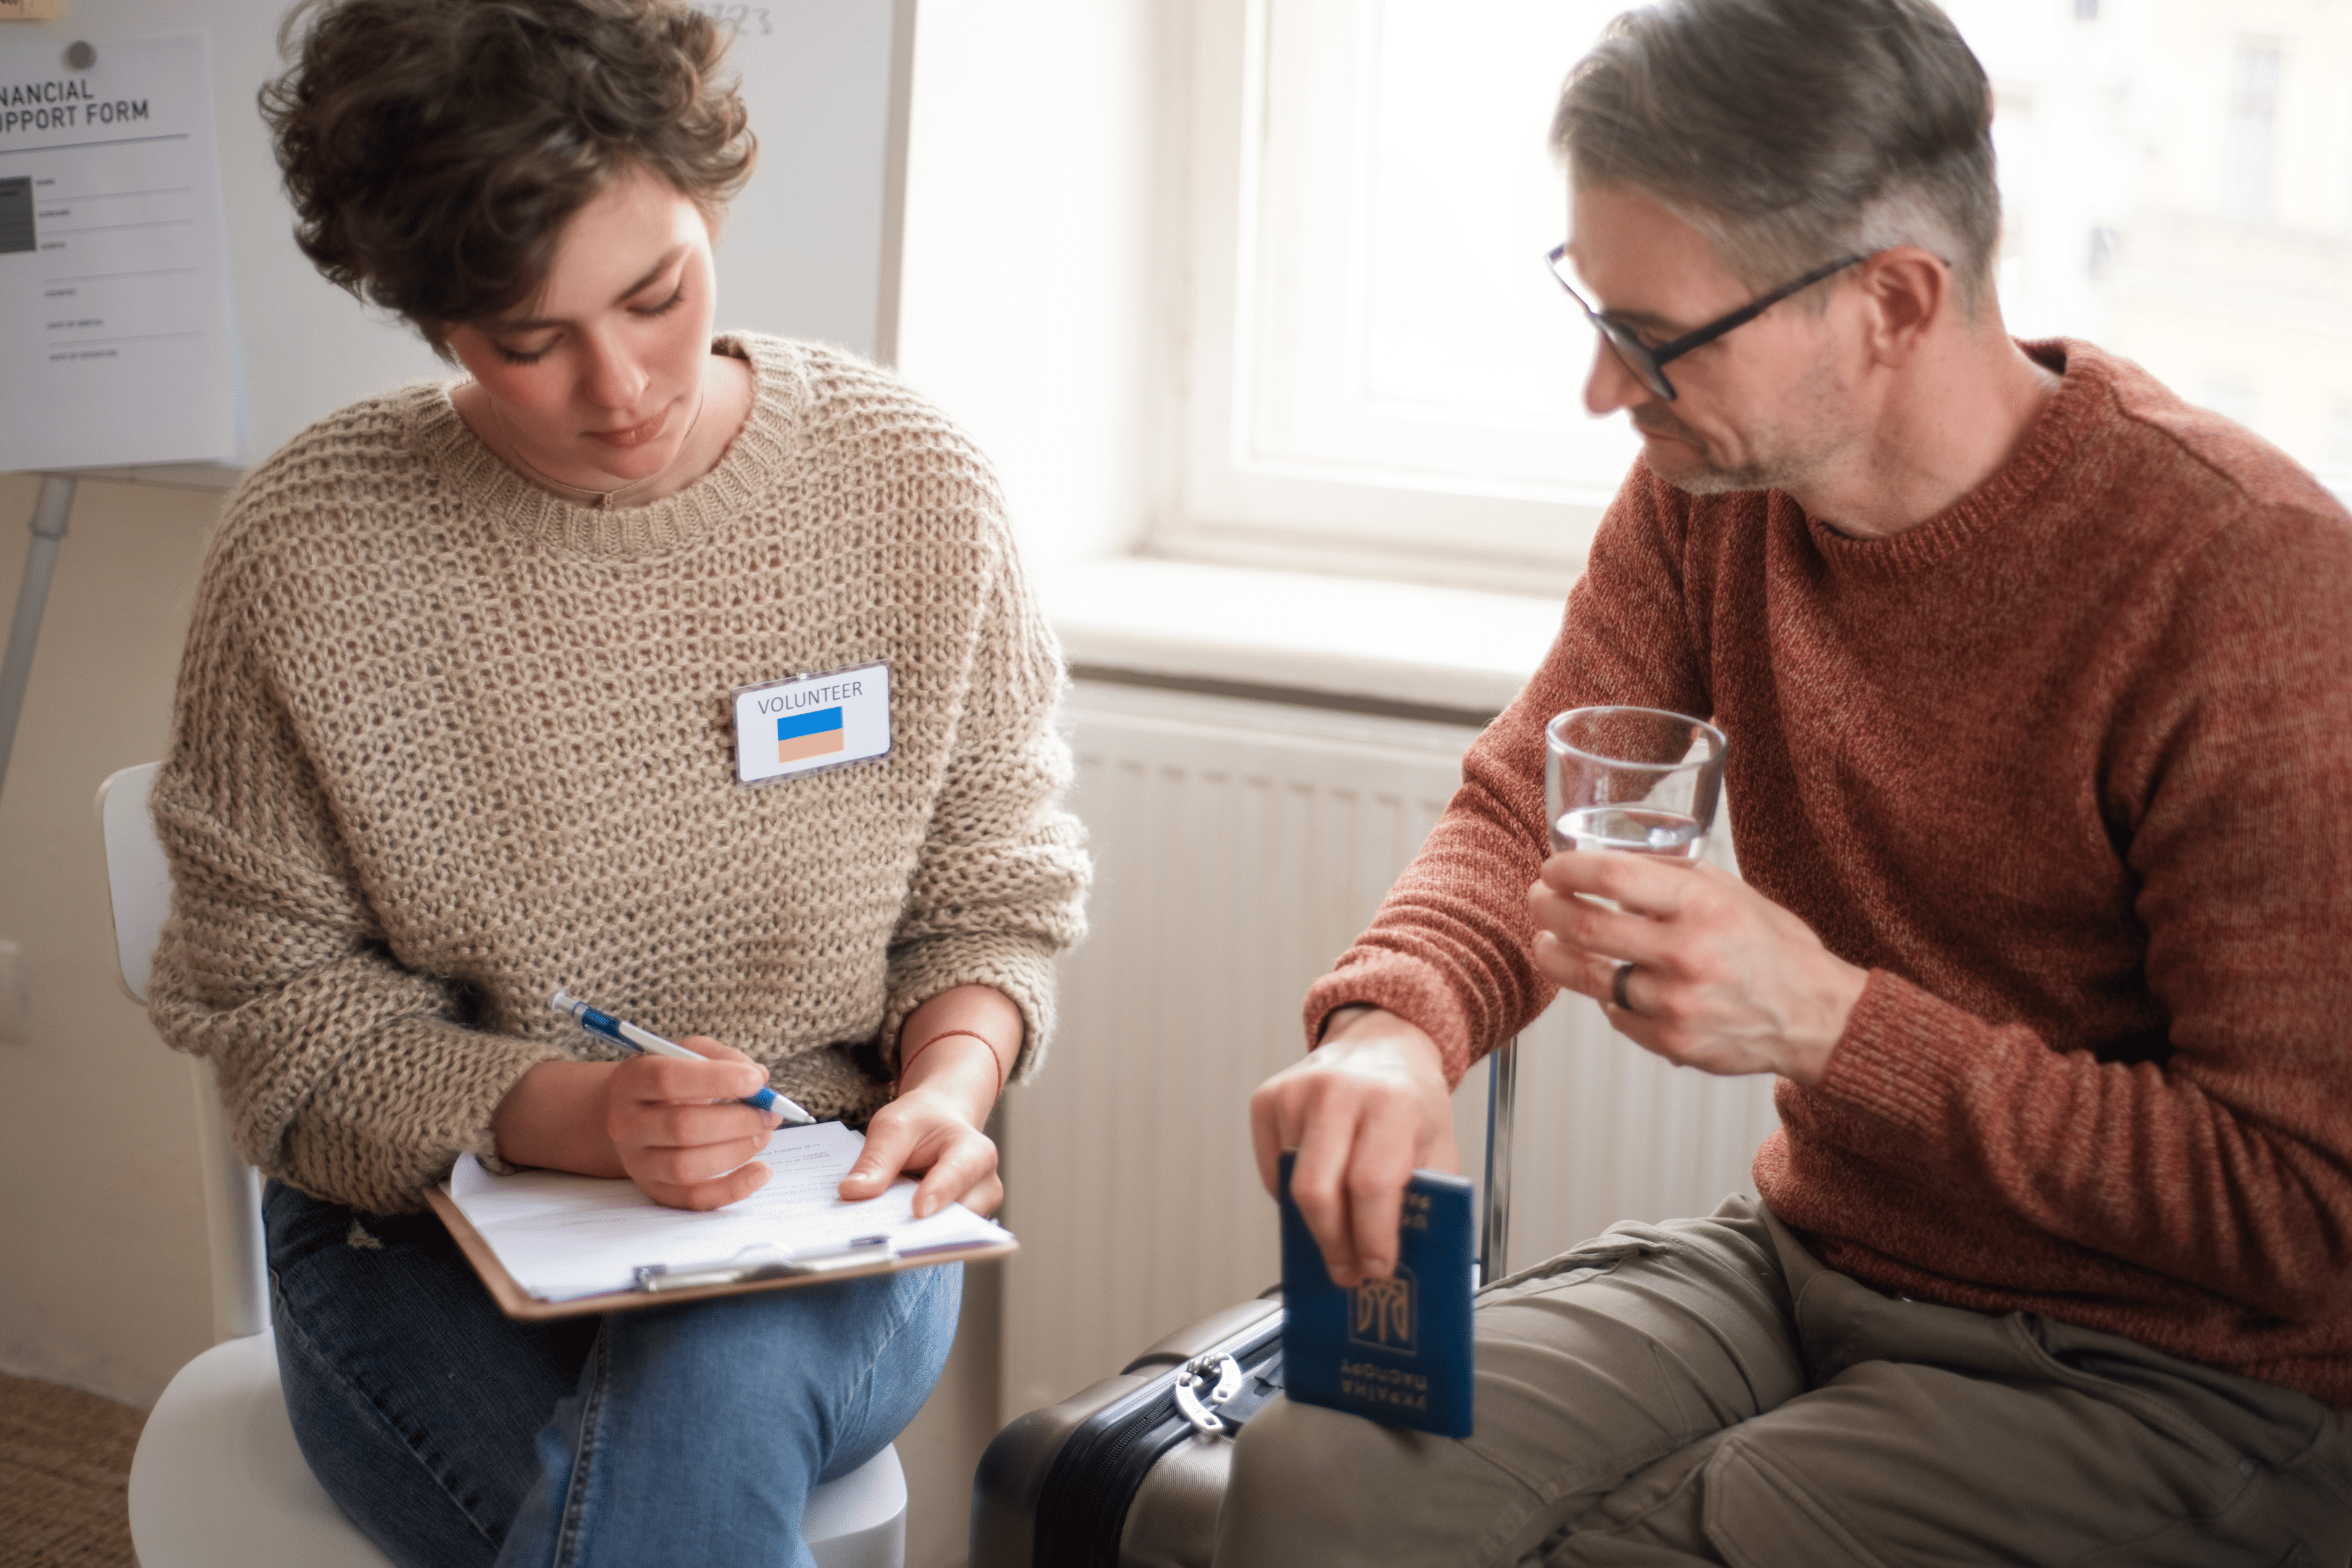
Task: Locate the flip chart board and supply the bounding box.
[0,30,236,469]
[0,0,902,477]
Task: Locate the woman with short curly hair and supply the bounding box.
[146,2,1090,1563]
[264,0,756,353]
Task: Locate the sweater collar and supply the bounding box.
[1800,338,2099,576]
[404,332,804,558]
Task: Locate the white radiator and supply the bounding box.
[997,681,1779,1418]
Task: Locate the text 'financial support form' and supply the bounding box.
[0,32,234,470]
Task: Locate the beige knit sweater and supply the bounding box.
[148,334,1090,1215]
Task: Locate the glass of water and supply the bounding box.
[1545,706,1728,863]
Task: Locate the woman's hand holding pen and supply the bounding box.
[490,1044,783,1211]
[840,984,1021,1219]
[494,984,1021,1214]
[605,1041,784,1210]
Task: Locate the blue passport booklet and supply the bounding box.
[1278,1152,1474,1438]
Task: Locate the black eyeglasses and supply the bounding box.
[1544,244,1869,401]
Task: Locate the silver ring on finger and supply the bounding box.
[1612,960,1638,1012]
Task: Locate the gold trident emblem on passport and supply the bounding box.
[1349,1273,1416,1353]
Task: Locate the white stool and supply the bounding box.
[100,762,907,1568]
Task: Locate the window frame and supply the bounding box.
[1148,0,1608,598]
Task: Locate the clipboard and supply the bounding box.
[427,1184,1018,1321]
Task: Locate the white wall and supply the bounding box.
[892,0,1183,575]
[709,0,904,361]
[0,468,216,1402]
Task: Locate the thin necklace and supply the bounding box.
[489,388,709,510]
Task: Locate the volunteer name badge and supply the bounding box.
[732,661,891,785]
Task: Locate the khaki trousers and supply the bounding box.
[1214,1197,2351,1567]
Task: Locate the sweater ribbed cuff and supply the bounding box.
[882,936,1062,1085]
[1300,962,1476,1087]
[261,1021,571,1214]
[1810,968,1983,1151]
[462,1041,576,1180]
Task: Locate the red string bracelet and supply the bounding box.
[894,1027,1008,1101]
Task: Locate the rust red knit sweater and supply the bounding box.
[1304,341,2352,1405]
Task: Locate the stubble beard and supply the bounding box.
[1636,352,1853,498]
[1637,407,1780,496]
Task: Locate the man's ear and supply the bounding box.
[1853,248,1949,366]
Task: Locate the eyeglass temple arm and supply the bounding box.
[1646,253,1870,365]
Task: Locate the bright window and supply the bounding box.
[1157,0,2352,594]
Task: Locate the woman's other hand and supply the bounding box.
[847,1082,1003,1219]
[839,985,1021,1217]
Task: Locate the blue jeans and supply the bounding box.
[264,1180,961,1568]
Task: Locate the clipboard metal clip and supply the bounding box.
[632,1236,898,1294]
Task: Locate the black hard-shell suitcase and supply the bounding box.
[971,1294,1289,1568]
[969,1040,1521,1568]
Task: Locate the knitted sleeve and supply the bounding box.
[144,507,565,1215]
[1792,502,2352,1325]
[876,517,1091,1080]
[1298,466,1710,1082]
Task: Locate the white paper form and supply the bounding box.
[446,1121,1013,1302]
[0,33,235,470]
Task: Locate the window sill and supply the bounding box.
[1038,557,1563,723]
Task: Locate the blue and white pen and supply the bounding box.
[550,989,815,1125]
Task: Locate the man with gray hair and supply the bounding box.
[1220,1,2351,1561]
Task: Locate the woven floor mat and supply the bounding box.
[0,1371,143,1568]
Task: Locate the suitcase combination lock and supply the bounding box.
[1173,1352,1244,1437]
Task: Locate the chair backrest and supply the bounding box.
[97,763,268,1343]
[98,762,169,1005]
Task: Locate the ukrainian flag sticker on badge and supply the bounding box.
[775,704,846,763]
[731,660,891,785]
